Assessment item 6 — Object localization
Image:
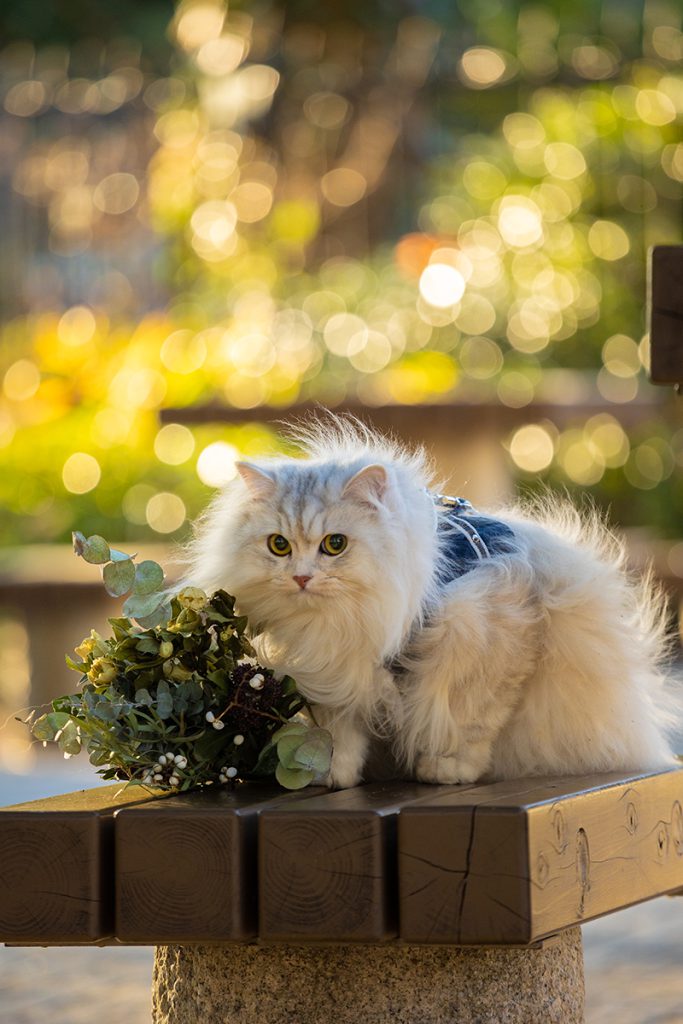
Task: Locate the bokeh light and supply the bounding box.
[146,492,187,533]
[62,453,101,494]
[0,0,682,551]
[419,264,466,308]
[196,441,239,487]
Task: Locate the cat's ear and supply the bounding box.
[236,462,276,500]
[342,464,388,509]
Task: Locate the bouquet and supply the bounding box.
[26,533,332,791]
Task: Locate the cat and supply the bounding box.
[183,415,679,789]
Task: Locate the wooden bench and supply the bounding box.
[3,767,683,1022]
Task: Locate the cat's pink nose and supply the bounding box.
[293,575,312,589]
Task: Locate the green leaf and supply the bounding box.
[272,721,308,743]
[155,679,173,719]
[32,711,73,742]
[109,617,134,640]
[65,655,86,672]
[123,592,166,619]
[194,726,232,761]
[92,702,118,722]
[135,637,159,655]
[73,533,111,564]
[293,732,332,774]
[133,560,165,595]
[135,688,153,706]
[275,763,315,789]
[103,559,136,598]
[276,732,308,770]
[109,548,135,562]
[280,675,298,696]
[251,740,279,776]
[56,719,82,756]
[136,602,172,629]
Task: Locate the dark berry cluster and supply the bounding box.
[229,664,283,731]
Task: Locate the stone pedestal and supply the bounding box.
[152,928,584,1024]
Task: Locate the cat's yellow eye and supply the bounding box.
[320,533,348,556]
[267,534,292,556]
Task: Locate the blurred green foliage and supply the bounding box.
[1,0,682,546]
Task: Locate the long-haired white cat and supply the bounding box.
[184,416,678,789]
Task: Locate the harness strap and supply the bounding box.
[386,494,517,676]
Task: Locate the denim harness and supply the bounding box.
[386,495,516,676]
[434,493,516,584]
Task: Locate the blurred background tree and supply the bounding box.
[1,0,682,551]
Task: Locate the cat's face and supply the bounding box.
[222,460,392,620]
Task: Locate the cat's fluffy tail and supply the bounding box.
[497,492,681,774]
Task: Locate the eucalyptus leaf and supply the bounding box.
[155,679,173,719]
[123,592,166,619]
[57,719,82,755]
[92,702,118,722]
[136,602,172,629]
[275,763,315,789]
[293,732,333,774]
[276,732,309,770]
[109,548,135,562]
[103,558,136,598]
[32,711,73,742]
[133,560,165,595]
[135,688,154,706]
[272,721,309,743]
[72,533,111,565]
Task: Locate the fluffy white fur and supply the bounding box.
[183,416,678,789]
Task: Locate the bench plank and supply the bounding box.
[5,768,683,948]
[258,781,457,943]
[0,785,165,944]
[399,768,683,945]
[114,783,327,943]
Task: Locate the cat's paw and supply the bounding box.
[326,753,363,790]
[415,753,483,785]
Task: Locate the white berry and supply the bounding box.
[212,720,225,730]
[233,734,244,746]
[169,775,180,787]
[226,766,238,779]
[249,673,265,690]
[158,754,167,765]
[205,711,215,723]
[153,773,163,782]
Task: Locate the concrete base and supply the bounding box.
[152,928,584,1024]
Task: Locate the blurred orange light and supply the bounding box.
[395,233,443,278]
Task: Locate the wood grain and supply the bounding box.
[5,769,683,948]
[114,783,325,943]
[399,768,683,945]
[258,781,455,943]
[649,244,683,385]
[0,785,165,943]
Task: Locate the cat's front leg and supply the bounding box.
[313,707,369,789]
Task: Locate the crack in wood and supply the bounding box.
[455,808,479,944]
